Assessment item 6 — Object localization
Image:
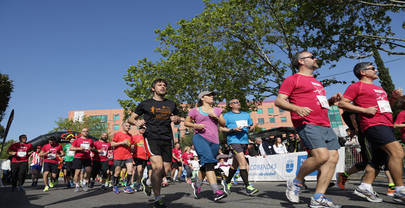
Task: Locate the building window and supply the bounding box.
[90,115,108,122]
[280,117,287,122]
[113,114,120,121]
[269,117,275,123]
[257,109,263,114]
[267,108,274,114]
[113,124,119,130]
[258,118,264,124]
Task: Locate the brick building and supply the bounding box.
[67,100,344,140]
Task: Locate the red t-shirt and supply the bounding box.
[133,134,147,160]
[8,143,33,163]
[181,152,193,166]
[394,110,405,142]
[172,148,182,163]
[93,140,111,161]
[343,81,393,132]
[279,73,330,128]
[72,137,94,159]
[41,144,63,164]
[113,131,133,160]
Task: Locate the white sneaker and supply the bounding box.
[353,186,383,203]
[310,196,342,208]
[285,179,300,203]
[393,187,405,203]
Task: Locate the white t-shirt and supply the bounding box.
[190,160,200,170]
[273,144,288,154]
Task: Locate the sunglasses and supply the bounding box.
[300,55,316,60]
[230,101,240,104]
[362,66,377,71]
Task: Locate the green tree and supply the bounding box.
[0,139,15,159]
[52,116,107,139]
[120,0,402,113]
[0,73,13,137]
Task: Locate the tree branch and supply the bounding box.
[356,0,405,8]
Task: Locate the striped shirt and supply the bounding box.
[30,152,43,166]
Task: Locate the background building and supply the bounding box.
[68,100,345,140]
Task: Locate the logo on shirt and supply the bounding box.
[151,106,171,119]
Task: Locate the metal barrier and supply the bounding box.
[344,145,363,170]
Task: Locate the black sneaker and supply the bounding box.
[152,199,167,208]
[141,178,151,196]
[214,190,227,202]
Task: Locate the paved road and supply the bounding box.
[1,174,404,208]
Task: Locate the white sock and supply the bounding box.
[359,183,373,192]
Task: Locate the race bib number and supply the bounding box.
[17,151,26,157]
[235,120,248,128]
[377,100,392,113]
[67,151,75,156]
[80,143,90,150]
[316,95,330,109]
[48,153,56,159]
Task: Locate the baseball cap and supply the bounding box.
[289,133,295,136]
[198,91,215,100]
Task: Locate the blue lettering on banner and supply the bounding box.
[250,163,277,176]
[297,155,317,176]
[286,159,294,173]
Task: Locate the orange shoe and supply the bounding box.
[387,187,395,197]
[336,172,348,189]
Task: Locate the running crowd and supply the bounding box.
[5,51,405,208]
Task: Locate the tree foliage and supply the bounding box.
[0,139,15,159]
[52,116,107,139]
[0,74,13,135]
[120,0,403,113]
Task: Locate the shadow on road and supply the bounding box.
[0,186,44,208]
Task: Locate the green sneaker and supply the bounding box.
[43,186,49,192]
[246,185,259,196]
[49,182,54,188]
[152,199,167,208]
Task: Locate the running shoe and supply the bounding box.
[89,181,95,188]
[286,179,300,203]
[213,189,227,202]
[74,186,80,192]
[141,178,152,196]
[336,172,347,190]
[123,186,134,194]
[246,184,259,196]
[161,181,169,187]
[191,182,201,199]
[152,199,167,208]
[221,180,230,195]
[18,186,25,192]
[113,186,120,194]
[310,196,342,208]
[387,187,395,197]
[43,186,49,192]
[393,187,405,203]
[49,181,54,188]
[353,186,383,202]
[82,183,89,192]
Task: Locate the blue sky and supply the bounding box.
[1,1,404,142]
